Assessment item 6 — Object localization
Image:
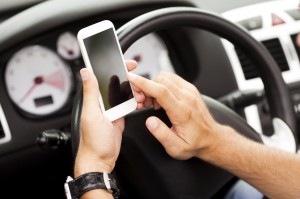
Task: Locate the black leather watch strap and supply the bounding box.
[65,172,119,199]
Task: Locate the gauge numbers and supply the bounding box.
[5,45,73,116]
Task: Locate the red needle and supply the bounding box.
[19,70,64,103]
[62,45,74,56]
[19,76,43,103]
[43,70,65,90]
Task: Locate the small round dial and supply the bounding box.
[57,31,80,60]
[124,33,174,80]
[5,45,73,116]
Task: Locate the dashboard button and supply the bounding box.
[238,16,262,31]
[271,13,285,26]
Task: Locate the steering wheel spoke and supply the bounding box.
[261,118,296,153]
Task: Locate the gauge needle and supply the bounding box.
[19,70,64,103]
[44,70,65,90]
[62,45,74,56]
[19,76,43,103]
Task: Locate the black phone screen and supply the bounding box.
[83,28,133,110]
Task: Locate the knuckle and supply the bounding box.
[82,85,89,96]
[178,102,193,121]
[157,85,169,98]
[183,109,193,122]
[182,86,200,104]
[185,83,198,95]
[155,72,168,83]
[191,86,200,96]
[159,71,169,76]
[83,82,99,98]
[160,130,171,144]
[189,96,198,107]
[167,147,188,160]
[138,77,146,87]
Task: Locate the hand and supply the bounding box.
[74,60,139,176]
[128,71,222,160]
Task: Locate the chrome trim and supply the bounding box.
[0,104,11,144]
[103,172,112,193]
[260,118,296,153]
[244,105,262,134]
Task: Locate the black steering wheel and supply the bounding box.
[71,7,297,198]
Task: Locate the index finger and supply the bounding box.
[125,60,137,72]
[127,72,178,112]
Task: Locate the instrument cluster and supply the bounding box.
[3,31,174,118]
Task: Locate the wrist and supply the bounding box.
[195,123,229,161]
[80,189,114,199]
[74,156,115,177]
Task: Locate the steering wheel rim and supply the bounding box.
[71,6,298,198]
[117,6,297,135]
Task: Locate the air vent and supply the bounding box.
[235,38,289,80]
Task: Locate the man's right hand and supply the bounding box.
[127,71,224,160]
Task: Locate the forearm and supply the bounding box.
[200,125,300,199]
[127,71,300,198]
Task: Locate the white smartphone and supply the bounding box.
[77,20,137,121]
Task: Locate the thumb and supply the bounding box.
[80,68,102,116]
[146,116,175,148]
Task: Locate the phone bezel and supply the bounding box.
[77,20,137,121]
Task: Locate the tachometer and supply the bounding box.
[5,45,73,116]
[124,33,174,79]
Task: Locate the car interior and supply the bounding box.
[0,0,299,198]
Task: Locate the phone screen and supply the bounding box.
[83,28,133,110]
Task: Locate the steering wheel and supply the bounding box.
[71,7,298,198]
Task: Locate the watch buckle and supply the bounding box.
[64,176,74,199]
[103,172,113,193]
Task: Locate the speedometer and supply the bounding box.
[5,45,73,116]
[124,33,174,79]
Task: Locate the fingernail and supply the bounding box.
[147,117,158,130]
[80,69,90,81]
[128,72,138,80]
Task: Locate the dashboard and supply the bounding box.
[2,32,171,119]
[0,3,191,151]
[221,0,300,136]
[0,0,300,198]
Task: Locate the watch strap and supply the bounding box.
[65,172,119,199]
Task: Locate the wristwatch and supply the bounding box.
[64,172,120,199]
